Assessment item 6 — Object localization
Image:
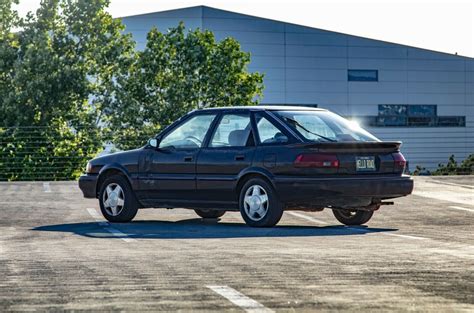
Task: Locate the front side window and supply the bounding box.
[275,110,379,142]
[159,114,216,149]
[255,113,288,144]
[210,114,252,147]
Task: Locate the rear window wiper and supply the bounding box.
[283,117,337,142]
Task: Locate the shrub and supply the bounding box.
[432,154,474,175]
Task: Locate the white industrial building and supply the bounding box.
[120,6,474,170]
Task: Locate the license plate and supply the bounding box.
[356,156,376,171]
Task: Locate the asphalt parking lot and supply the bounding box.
[0,176,473,312]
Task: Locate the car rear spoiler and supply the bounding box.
[288,141,402,153]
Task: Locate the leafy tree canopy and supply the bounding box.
[0,1,263,179]
[0,0,136,128]
[0,0,136,180]
[106,22,264,150]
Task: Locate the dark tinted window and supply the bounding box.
[379,104,407,116]
[348,70,378,82]
[351,105,465,127]
[378,104,437,126]
[437,116,466,127]
[408,117,435,127]
[377,116,407,126]
[407,105,436,117]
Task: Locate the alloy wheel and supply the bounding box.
[102,183,125,216]
[243,184,269,221]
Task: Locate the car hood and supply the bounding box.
[90,148,143,166]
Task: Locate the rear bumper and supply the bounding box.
[78,174,98,198]
[274,175,414,206]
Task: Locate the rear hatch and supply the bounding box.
[290,141,406,175]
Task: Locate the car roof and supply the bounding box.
[196,105,327,112]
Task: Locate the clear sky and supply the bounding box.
[14,0,474,57]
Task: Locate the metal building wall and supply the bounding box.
[121,6,474,170]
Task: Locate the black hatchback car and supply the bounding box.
[79,106,413,227]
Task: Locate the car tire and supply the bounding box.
[332,209,374,225]
[239,178,283,227]
[194,209,225,219]
[99,175,138,223]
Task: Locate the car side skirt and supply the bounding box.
[139,199,239,211]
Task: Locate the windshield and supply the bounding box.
[275,110,379,142]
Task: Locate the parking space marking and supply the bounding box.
[86,208,135,242]
[87,207,102,219]
[379,232,427,240]
[207,285,274,313]
[449,206,474,213]
[290,212,428,240]
[286,211,328,225]
[429,180,473,189]
[43,182,51,193]
[412,189,473,207]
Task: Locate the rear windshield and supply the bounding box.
[274,110,379,142]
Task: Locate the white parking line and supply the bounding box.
[290,212,428,240]
[86,208,135,242]
[430,180,474,189]
[43,182,51,193]
[412,189,473,207]
[87,207,102,219]
[449,206,474,213]
[379,232,427,240]
[286,211,328,225]
[207,285,274,313]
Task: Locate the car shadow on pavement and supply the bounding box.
[33,218,398,239]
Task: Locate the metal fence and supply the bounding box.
[0,126,146,181]
[1,126,471,181]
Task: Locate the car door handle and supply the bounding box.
[235,155,245,161]
[184,156,193,162]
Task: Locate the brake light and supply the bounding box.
[294,154,339,168]
[392,152,406,171]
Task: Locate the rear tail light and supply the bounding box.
[294,154,339,168]
[392,152,406,172]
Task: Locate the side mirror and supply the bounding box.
[148,138,158,148]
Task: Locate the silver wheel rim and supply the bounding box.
[102,183,125,216]
[243,184,269,221]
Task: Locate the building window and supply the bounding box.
[437,116,466,127]
[348,69,378,82]
[350,104,465,127]
[378,104,407,126]
[378,104,437,127]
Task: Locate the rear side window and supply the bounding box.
[255,113,288,145]
[210,113,253,147]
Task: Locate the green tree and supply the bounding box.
[107,23,264,150]
[0,0,19,111]
[0,0,136,180]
